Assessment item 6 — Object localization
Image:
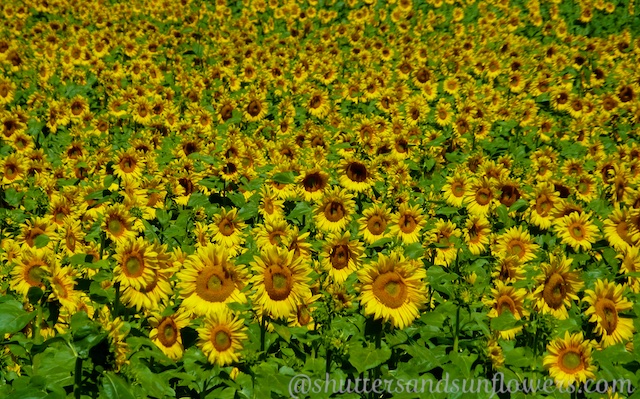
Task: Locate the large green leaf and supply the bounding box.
[0,300,36,336]
[348,344,391,374]
[100,373,136,399]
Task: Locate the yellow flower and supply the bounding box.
[389,203,426,244]
[493,226,540,263]
[583,279,635,348]
[149,311,191,360]
[358,203,392,245]
[197,310,247,367]
[320,231,365,284]
[313,187,355,233]
[531,254,583,320]
[356,252,427,329]
[554,211,600,251]
[543,331,597,388]
[485,280,528,340]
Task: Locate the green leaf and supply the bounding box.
[0,300,36,336]
[404,242,424,259]
[34,234,50,249]
[489,311,520,331]
[271,171,296,184]
[348,344,392,374]
[508,198,528,213]
[31,341,76,392]
[101,373,136,399]
[187,192,210,208]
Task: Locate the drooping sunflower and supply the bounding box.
[313,187,355,233]
[531,253,584,320]
[554,211,600,251]
[583,279,635,348]
[113,237,158,290]
[618,246,640,293]
[493,226,540,263]
[463,215,491,255]
[356,251,427,330]
[320,231,365,284]
[149,310,191,360]
[485,280,529,340]
[210,208,246,253]
[358,203,392,245]
[250,247,312,320]
[389,203,426,244]
[543,332,597,388]
[492,256,525,284]
[177,243,247,317]
[287,294,323,330]
[197,310,247,367]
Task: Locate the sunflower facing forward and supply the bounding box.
[177,243,248,317]
[313,187,355,233]
[197,310,247,367]
[543,331,597,388]
[583,279,635,348]
[554,211,600,251]
[356,251,427,330]
[249,247,312,320]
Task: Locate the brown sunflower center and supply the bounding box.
[559,350,583,372]
[507,240,524,257]
[595,298,619,334]
[264,264,293,301]
[0,84,8,97]
[398,214,417,234]
[123,254,144,277]
[119,156,136,173]
[268,230,285,246]
[324,202,346,222]
[220,104,234,121]
[212,327,232,352]
[66,232,76,252]
[367,215,386,235]
[196,266,236,303]
[535,195,552,215]
[475,188,492,206]
[372,272,407,309]
[302,172,327,192]
[330,245,350,270]
[309,95,322,109]
[496,295,516,316]
[451,181,465,197]
[158,318,179,347]
[500,185,520,207]
[543,273,566,309]
[5,163,18,179]
[52,276,69,298]
[26,265,46,286]
[247,100,261,117]
[568,222,585,240]
[218,219,235,236]
[107,217,124,236]
[345,162,368,183]
[25,227,45,247]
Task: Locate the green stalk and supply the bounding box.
[74,357,83,399]
[453,305,460,354]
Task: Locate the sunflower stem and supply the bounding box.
[33,304,42,345]
[74,357,83,399]
[453,305,460,353]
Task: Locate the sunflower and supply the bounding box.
[543,332,597,388]
[243,91,268,122]
[358,203,392,245]
[554,211,600,251]
[48,266,81,312]
[527,183,558,230]
[603,207,634,251]
[258,185,285,221]
[464,177,496,216]
[313,187,355,233]
[284,226,313,262]
[463,215,491,255]
[249,247,312,320]
[485,281,529,340]
[338,157,376,193]
[306,89,330,118]
[320,231,364,284]
[297,167,330,202]
[356,251,427,330]
[287,294,323,330]
[197,310,247,367]
[1,153,27,184]
[428,219,462,267]
[254,217,291,251]
[9,247,52,297]
[210,208,246,253]
[492,256,525,284]
[177,243,247,317]
[17,216,56,249]
[113,237,158,290]
[493,226,540,263]
[618,246,640,293]
[389,203,426,244]
[149,310,191,360]
[442,171,469,207]
[102,203,140,243]
[583,279,635,348]
[532,253,583,320]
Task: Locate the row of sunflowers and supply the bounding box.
[1,0,640,397]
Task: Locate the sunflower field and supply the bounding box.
[1,0,640,398]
